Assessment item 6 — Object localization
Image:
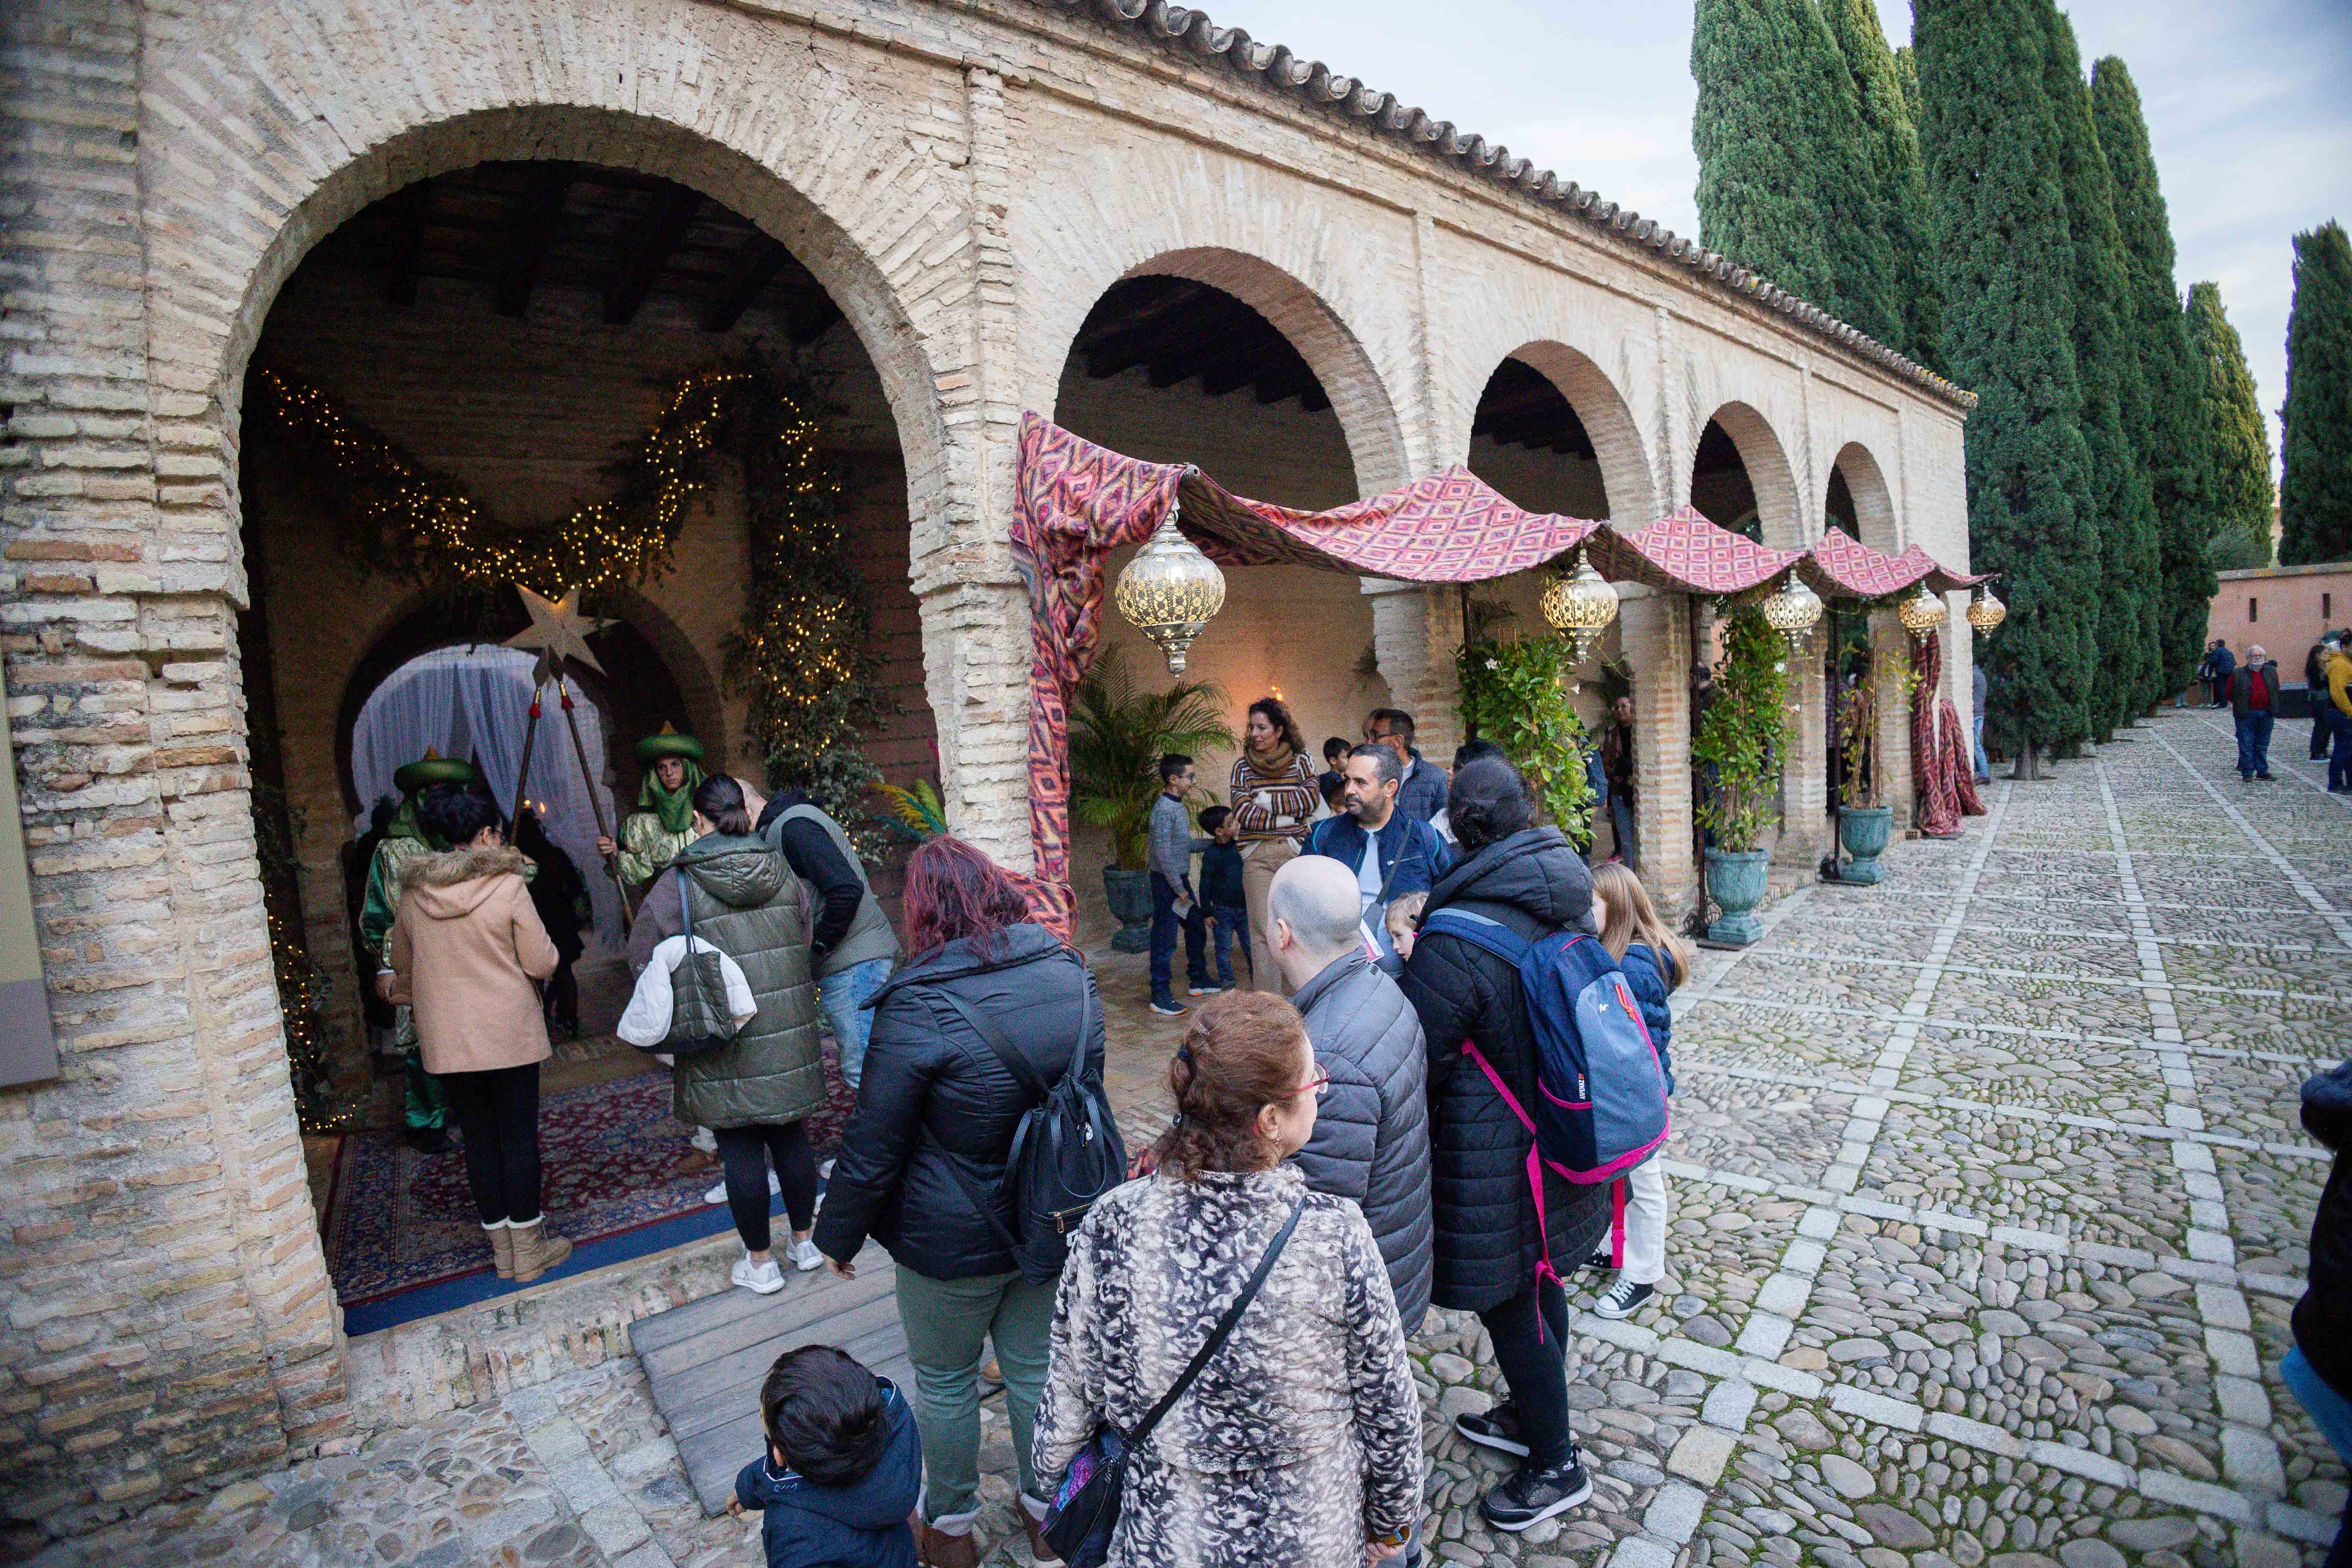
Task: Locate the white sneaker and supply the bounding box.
[787,1237,825,1272]
[819,1158,836,1179]
[731,1255,785,1295]
[703,1171,782,1206]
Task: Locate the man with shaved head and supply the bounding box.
[1269,854,1433,1331]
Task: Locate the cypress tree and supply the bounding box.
[1693,0,1898,346]
[1916,0,2101,772]
[2187,283,2277,570]
[2092,58,2215,694]
[1894,45,1920,128]
[2278,222,2352,566]
[1822,0,1945,371]
[2041,6,2162,732]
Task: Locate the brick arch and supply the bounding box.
[1476,342,1660,522]
[1029,233,1412,495]
[139,0,972,584]
[1828,440,1902,554]
[1698,401,1805,550]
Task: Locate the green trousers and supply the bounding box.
[892,1264,1056,1522]
[402,1041,446,1130]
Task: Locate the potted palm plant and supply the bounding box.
[1691,608,1789,943]
[1068,649,1235,952]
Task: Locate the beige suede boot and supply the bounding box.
[487,1221,515,1280]
[508,1218,573,1283]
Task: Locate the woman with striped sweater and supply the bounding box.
[1228,696,1319,991]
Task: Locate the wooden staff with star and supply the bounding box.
[503,585,637,919]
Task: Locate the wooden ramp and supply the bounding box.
[632,1239,911,1514]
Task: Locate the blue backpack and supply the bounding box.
[1420,908,1671,1185]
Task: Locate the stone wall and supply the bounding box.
[0,0,1973,1537]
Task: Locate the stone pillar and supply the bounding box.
[1873,611,1917,829]
[1620,588,1696,920]
[1364,581,1465,764]
[1777,629,1831,871]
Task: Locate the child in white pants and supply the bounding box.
[1588,861,1687,1320]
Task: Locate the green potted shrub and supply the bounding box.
[1068,650,1234,952]
[1455,630,1598,844]
[1692,607,1789,943]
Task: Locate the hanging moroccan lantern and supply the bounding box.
[1965,585,2007,634]
[1540,548,1620,663]
[1115,508,1226,674]
[1759,570,1824,655]
[1898,582,1948,640]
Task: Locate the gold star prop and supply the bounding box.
[504,585,612,674]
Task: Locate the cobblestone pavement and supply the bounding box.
[34,710,2348,1566]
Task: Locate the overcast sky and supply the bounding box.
[1208,0,2352,469]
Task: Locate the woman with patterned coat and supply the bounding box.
[1035,992,1423,1568]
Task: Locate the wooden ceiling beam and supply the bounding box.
[703,235,790,333]
[601,187,704,325]
[380,183,429,308]
[492,167,573,318]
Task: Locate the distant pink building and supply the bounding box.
[2205,562,2352,697]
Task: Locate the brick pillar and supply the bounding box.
[1620,589,1695,919]
[1777,629,1831,870]
[1364,582,1465,764]
[1873,611,1917,828]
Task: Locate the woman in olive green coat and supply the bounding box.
[626,774,826,1295]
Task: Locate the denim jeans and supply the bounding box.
[1149,873,1207,1006]
[2319,708,2337,761]
[2334,710,2352,792]
[816,954,893,1091]
[1608,795,1638,867]
[1206,903,1250,988]
[1973,710,1990,780]
[894,1265,1057,1520]
[2282,1346,2352,1566]
[2236,709,2275,778]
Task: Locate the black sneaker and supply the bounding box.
[1455,1400,1530,1458]
[1479,1453,1594,1531]
[1593,1279,1654,1320]
[1586,1250,1615,1271]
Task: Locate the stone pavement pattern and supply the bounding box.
[29,709,2347,1566]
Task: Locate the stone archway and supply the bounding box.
[1694,401,1805,548]
[1828,440,1901,554]
[1474,341,1660,523]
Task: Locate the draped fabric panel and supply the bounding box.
[1909,631,1963,837]
[1011,413,1991,925]
[351,646,621,951]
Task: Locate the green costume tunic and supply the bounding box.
[618,756,704,888]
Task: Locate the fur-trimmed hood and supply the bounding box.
[400,844,532,918]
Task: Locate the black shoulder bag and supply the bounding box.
[1041,1197,1305,1567]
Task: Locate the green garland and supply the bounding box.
[1456,631,1597,843]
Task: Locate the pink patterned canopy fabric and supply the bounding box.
[1008,414,1987,925]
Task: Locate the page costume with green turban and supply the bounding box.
[619,727,704,888]
[361,751,478,1134]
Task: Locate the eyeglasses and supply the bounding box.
[1283,1072,1332,1102]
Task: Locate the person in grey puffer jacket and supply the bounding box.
[1267,853,1433,1331]
[626,775,825,1295]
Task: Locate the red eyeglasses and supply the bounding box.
[1284,1072,1333,1102]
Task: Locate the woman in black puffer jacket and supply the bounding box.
[2288,1061,2352,1567]
[813,838,1101,1568]
[1400,757,1611,1538]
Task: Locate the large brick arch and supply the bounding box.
[1697,400,1806,550]
[1472,340,1660,523]
[140,0,971,578]
[1016,149,1416,495]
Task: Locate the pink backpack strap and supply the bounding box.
[1462,1039,1565,1335]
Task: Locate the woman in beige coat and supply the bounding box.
[388,784,571,1283]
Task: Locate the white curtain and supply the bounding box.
[350,646,622,953]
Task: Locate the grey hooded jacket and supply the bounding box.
[628,832,823,1130]
[1289,949,1435,1332]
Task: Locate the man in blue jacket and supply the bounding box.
[1305,744,1451,974]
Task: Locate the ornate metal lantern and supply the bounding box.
[1115,508,1226,674]
[1759,570,1824,656]
[1965,585,2007,634]
[1540,548,1620,663]
[1898,582,1948,640]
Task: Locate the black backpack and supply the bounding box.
[922,972,1127,1284]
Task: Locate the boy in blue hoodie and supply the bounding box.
[731,1345,922,1568]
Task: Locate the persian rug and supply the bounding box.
[323,1037,859,1308]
